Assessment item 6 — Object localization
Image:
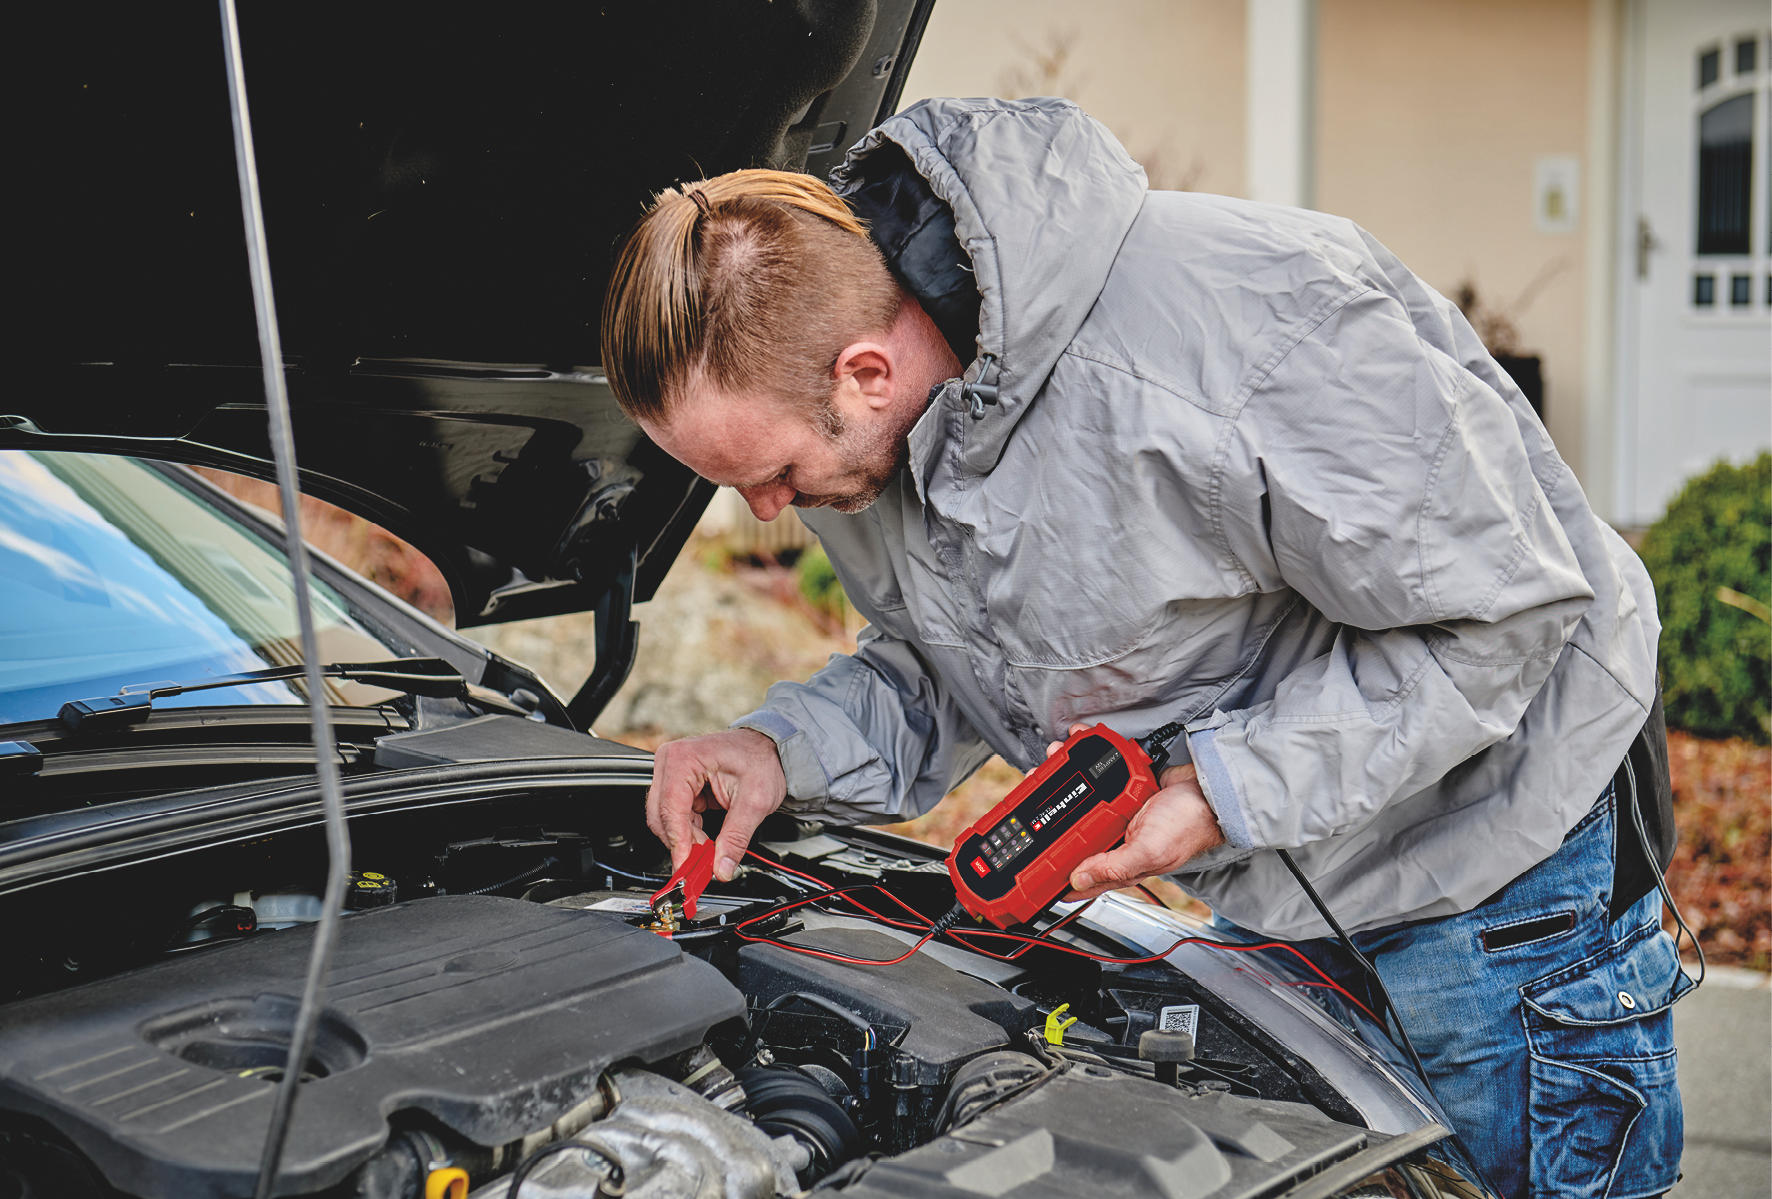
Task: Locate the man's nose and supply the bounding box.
[737,482,792,522]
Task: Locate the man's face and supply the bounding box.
[640,386,916,522]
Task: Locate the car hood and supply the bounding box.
[9,2,933,634]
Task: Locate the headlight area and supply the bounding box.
[0,783,1491,1198]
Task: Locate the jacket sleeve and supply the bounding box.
[730,624,996,825]
[1186,288,1595,851]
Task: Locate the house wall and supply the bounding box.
[1314,0,1598,475]
[900,0,1248,195]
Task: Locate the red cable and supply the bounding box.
[740,850,1075,961]
[952,924,1384,1026]
[746,851,836,889]
[731,883,941,966]
[738,851,1381,1025]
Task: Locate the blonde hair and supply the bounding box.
[601,169,901,425]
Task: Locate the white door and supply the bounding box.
[1622,0,1771,525]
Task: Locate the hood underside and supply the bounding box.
[9,1,934,628]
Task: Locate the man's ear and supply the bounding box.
[832,341,894,411]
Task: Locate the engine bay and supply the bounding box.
[0,788,1458,1198]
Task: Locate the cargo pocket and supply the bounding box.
[1519,918,1692,1199]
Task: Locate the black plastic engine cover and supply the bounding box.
[738,928,1038,1087]
[0,895,745,1198]
[830,1068,1373,1198]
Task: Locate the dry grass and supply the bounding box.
[1666,731,1772,971]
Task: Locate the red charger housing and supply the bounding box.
[946,724,1161,928]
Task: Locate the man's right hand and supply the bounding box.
[646,729,788,883]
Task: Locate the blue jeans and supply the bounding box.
[1283,786,1693,1198]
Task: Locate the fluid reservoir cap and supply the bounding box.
[346,871,397,910]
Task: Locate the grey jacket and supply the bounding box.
[733,98,1661,939]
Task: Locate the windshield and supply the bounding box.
[0,450,406,724]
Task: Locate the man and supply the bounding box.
[601,98,1687,1196]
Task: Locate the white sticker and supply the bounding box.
[584,896,654,914]
[1157,1004,1200,1037]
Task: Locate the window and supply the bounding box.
[1700,46,1721,90]
[0,452,409,724]
[1697,93,1753,255]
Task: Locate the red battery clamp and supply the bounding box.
[946,724,1164,929]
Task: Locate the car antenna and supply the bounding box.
[215,2,355,1195]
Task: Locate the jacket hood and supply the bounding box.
[833,98,1148,471]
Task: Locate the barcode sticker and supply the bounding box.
[1157,1004,1200,1037]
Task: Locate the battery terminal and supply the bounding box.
[644,899,683,935]
[648,840,717,935]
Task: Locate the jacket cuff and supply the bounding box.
[1185,722,1255,851]
[730,709,832,815]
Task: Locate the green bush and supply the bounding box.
[795,544,848,619]
[1638,453,1771,742]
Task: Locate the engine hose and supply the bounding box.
[934,1050,1050,1131]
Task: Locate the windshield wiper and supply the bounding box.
[57,657,466,734]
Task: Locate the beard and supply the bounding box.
[796,393,924,514]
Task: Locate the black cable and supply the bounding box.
[1624,757,1705,988]
[506,1138,624,1197]
[587,857,669,886]
[1132,721,1427,1087]
[1275,849,1434,1091]
[1137,723,1185,773]
[761,990,880,1042]
[741,990,883,1065]
[751,867,828,897]
[735,886,946,966]
[928,903,968,938]
[217,5,355,1195]
[1137,722,1184,753]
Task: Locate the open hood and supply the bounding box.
[8,2,934,644]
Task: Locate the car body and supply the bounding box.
[2,5,1494,1197]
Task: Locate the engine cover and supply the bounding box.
[0,895,745,1198]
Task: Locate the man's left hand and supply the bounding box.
[1041,727,1225,900]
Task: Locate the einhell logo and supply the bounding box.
[1030,777,1090,831]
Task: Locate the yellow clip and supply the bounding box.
[1043,1003,1078,1046]
[426,1167,469,1199]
